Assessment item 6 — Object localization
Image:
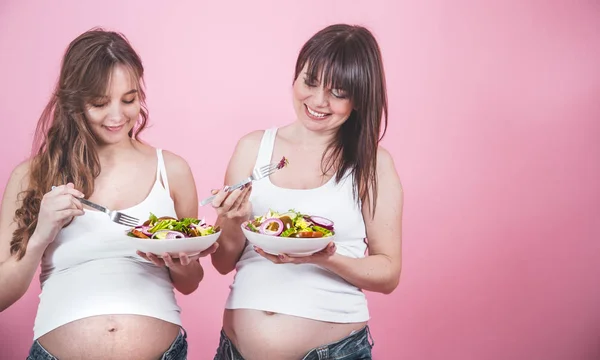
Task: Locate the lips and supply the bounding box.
[304,104,331,121]
[104,124,125,132]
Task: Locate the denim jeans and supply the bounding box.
[27,328,188,360]
[214,325,374,360]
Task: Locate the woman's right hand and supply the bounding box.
[31,183,85,248]
[211,184,252,222]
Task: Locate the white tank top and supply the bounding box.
[33,149,182,340]
[225,128,370,323]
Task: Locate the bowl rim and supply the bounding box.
[240,220,335,240]
[123,229,222,242]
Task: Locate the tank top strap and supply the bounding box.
[255,128,278,169]
[156,149,170,195]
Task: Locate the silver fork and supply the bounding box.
[78,198,140,227]
[51,186,140,227]
[200,162,280,206]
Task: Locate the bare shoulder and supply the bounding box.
[376,146,401,185]
[157,149,198,217]
[161,149,193,177]
[377,146,393,164]
[6,159,31,194]
[225,130,265,179]
[132,142,190,176]
[0,159,32,260]
[235,130,264,157]
[371,146,403,213]
[2,159,32,207]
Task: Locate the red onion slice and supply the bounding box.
[309,215,334,230]
[259,218,284,236]
[151,230,186,239]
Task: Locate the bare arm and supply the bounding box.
[161,150,205,295]
[0,162,42,311]
[316,148,403,294]
[258,147,404,294]
[0,163,85,311]
[210,131,262,275]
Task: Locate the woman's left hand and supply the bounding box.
[254,241,337,265]
[137,242,219,268]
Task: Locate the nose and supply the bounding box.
[313,87,329,108]
[106,102,124,124]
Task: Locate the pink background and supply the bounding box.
[1,1,599,359]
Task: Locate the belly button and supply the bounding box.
[108,327,117,333]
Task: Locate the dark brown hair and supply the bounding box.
[11,28,149,259]
[294,24,388,217]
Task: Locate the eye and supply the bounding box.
[90,103,106,108]
[331,89,348,99]
[123,97,136,104]
[303,77,318,88]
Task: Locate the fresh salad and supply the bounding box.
[127,213,219,239]
[244,209,334,238]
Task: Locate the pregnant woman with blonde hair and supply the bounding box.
[0,28,215,359]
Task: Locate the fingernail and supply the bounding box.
[253,246,258,251]
[278,254,285,261]
[223,185,230,192]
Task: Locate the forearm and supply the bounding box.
[0,237,46,312]
[315,253,400,294]
[169,260,204,295]
[210,215,247,274]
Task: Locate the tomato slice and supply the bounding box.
[131,229,149,238]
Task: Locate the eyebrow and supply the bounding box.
[91,89,138,99]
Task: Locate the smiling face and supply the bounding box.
[84,64,141,145]
[292,64,354,133]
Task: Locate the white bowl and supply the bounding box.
[241,222,333,257]
[122,231,221,257]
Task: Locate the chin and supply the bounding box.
[301,117,343,134]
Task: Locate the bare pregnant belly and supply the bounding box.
[223,309,367,360]
[37,314,180,360]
